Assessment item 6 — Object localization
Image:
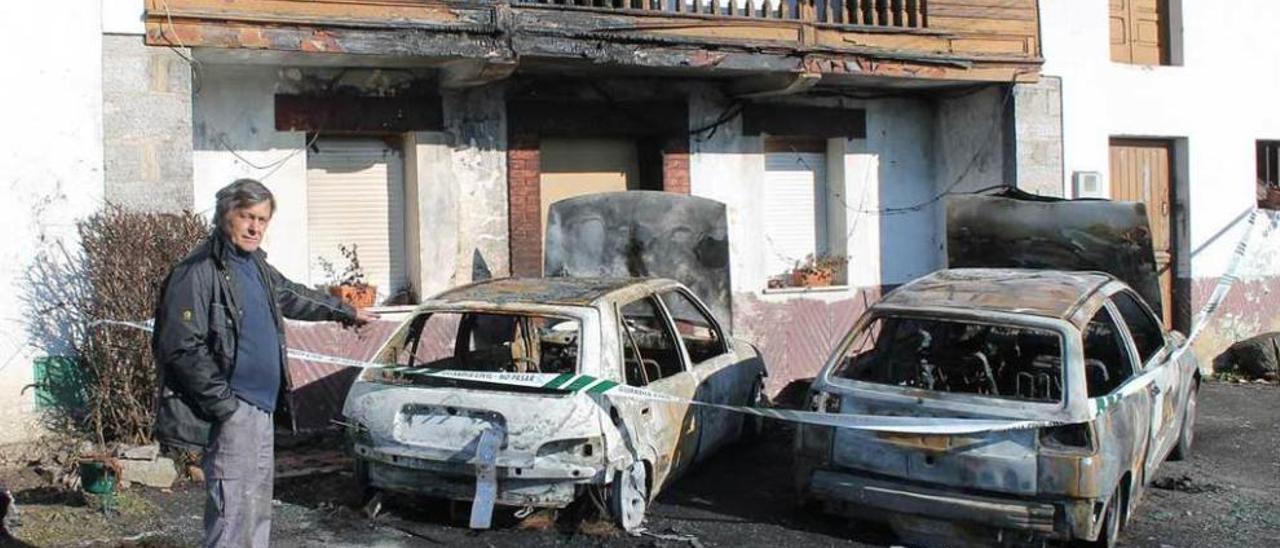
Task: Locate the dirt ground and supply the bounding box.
[2,381,1276,547]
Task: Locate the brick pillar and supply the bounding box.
[508,132,542,277]
[663,136,691,194]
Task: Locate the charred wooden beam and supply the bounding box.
[275,94,444,132]
[728,71,822,98]
[742,104,866,138]
[440,58,520,89]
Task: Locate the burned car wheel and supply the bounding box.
[1076,485,1122,548]
[1170,383,1198,461]
[610,460,648,532]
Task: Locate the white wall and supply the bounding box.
[1040,0,1280,280]
[102,0,145,35]
[193,67,511,296]
[193,64,311,281]
[0,3,105,445]
[689,87,946,296]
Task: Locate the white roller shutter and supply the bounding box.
[764,151,828,278]
[306,138,407,302]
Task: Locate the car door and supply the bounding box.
[1108,290,1180,470]
[656,288,741,459]
[617,296,700,484]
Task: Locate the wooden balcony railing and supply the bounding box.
[514,0,928,28]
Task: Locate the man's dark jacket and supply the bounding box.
[152,232,356,450]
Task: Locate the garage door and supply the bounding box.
[306,137,407,302]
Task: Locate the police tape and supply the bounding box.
[92,319,1055,434]
[1091,208,1273,416]
[287,348,1057,434]
[90,209,1275,436]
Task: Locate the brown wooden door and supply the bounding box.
[1110,139,1174,327]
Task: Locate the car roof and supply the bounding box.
[432,277,677,307]
[876,268,1117,325]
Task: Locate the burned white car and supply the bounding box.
[342,277,766,531]
[796,269,1201,547]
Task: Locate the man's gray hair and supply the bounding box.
[214,178,276,223]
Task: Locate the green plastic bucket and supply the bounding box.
[79,461,116,495]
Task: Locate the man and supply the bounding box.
[152,179,377,547]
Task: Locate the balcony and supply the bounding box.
[144,0,1041,85]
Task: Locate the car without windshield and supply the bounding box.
[342,277,767,531]
[796,268,1201,547]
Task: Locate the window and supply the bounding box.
[659,290,728,365]
[832,316,1065,403]
[307,136,409,303]
[367,311,582,387]
[1111,291,1165,365]
[620,297,684,386]
[764,137,845,288]
[1259,140,1280,209]
[1110,0,1175,65]
[1083,308,1135,397]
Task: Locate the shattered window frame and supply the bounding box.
[657,288,730,366]
[827,311,1071,405]
[618,296,687,387]
[367,309,585,383]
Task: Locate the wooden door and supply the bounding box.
[1110,139,1174,327]
[1110,0,1168,65]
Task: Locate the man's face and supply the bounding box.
[222,201,273,253]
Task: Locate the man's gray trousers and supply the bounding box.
[202,402,273,548]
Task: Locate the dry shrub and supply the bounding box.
[26,206,209,445]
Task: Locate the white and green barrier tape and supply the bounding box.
[92,209,1277,435]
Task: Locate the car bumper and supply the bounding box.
[355,444,605,508]
[804,468,1091,540]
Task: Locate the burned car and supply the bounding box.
[342,277,766,531]
[796,269,1201,546]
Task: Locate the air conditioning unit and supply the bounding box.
[1072,171,1105,199]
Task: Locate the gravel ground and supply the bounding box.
[3,381,1276,547]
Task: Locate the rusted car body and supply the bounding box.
[342,277,766,530]
[796,269,1202,546]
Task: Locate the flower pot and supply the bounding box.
[329,284,377,309]
[791,270,833,288]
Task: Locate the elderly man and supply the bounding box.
[152,179,377,547]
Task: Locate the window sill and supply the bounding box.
[364,304,418,321]
[762,285,852,296]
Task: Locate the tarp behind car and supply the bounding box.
[946,192,1163,319]
[545,191,733,330]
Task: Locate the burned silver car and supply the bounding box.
[343,277,766,531]
[796,269,1201,547]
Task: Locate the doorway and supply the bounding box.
[1109,138,1178,327]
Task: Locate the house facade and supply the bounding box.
[125,0,1057,404]
[1037,0,1280,365]
[1,0,1275,444]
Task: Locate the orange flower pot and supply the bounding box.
[329,284,377,309]
[790,270,833,288]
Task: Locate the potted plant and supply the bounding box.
[323,244,377,309]
[789,253,847,288]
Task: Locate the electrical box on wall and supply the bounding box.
[1072,171,1105,199]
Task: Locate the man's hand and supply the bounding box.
[353,308,380,326]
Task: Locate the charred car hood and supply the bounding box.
[544,191,732,329]
[946,193,1163,319]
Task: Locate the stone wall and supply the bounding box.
[102,34,193,212]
